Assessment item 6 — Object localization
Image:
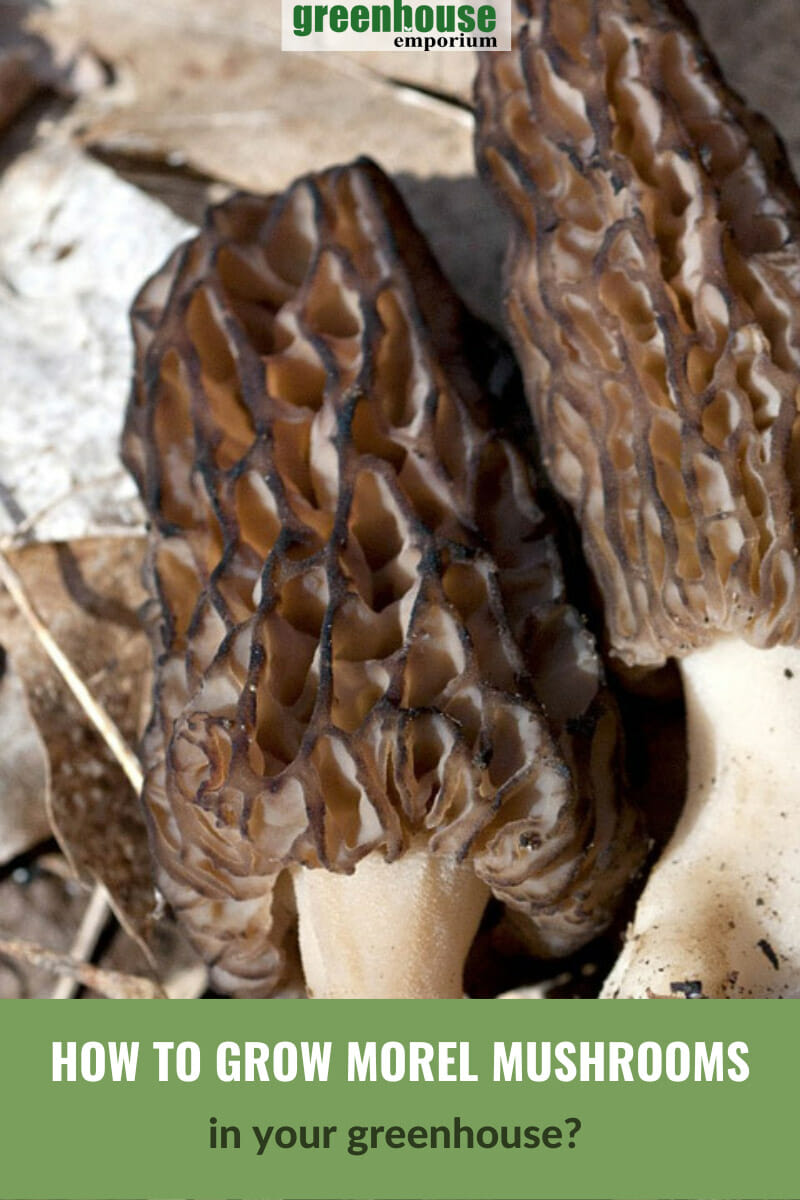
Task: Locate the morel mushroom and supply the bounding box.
[477,0,800,996]
[122,158,643,998]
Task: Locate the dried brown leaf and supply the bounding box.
[134,0,476,102]
[94,918,209,1000]
[0,2,106,135]
[85,41,472,187]
[26,1,511,329]
[0,538,157,944]
[0,650,52,864]
[0,141,192,545]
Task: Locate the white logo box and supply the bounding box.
[282,0,511,52]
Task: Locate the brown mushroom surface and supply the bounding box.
[477,0,800,996]
[122,158,643,998]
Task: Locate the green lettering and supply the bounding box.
[458,4,476,32]
[351,4,369,30]
[436,5,455,31]
[293,4,312,35]
[329,3,348,29]
[393,0,413,29]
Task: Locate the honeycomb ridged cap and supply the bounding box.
[477,0,800,667]
[123,158,643,995]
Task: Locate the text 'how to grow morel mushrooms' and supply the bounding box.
[477,0,800,997]
[122,158,644,998]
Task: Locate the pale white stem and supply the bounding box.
[292,843,489,998]
[602,638,800,999]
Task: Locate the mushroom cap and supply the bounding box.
[122,158,643,995]
[476,0,800,668]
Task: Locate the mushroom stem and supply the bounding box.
[602,638,800,999]
[291,842,490,998]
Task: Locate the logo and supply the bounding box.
[281,0,511,52]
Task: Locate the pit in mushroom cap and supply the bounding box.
[476,0,800,997]
[122,157,644,998]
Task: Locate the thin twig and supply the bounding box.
[0,549,143,792]
[0,933,165,999]
[0,548,146,997]
[35,852,76,881]
[51,883,113,1000]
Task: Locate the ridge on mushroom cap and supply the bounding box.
[122,158,643,996]
[476,0,800,668]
